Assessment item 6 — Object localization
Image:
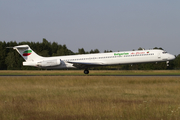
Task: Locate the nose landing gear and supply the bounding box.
[166,61,169,66]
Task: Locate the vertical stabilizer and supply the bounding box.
[13,45,43,61]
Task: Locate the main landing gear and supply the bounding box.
[166,61,169,66]
[84,69,89,74]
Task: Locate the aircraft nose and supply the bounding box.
[169,54,175,60]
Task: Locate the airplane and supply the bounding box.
[13,45,175,74]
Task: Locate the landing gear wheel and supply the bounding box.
[84,69,89,74]
[166,61,169,66]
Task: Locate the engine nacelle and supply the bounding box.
[37,59,61,67]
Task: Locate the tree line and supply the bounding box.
[0,38,180,70]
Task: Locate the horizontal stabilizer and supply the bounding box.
[13,45,29,49]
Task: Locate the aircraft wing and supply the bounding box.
[67,61,104,68]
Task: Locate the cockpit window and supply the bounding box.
[162,51,167,54]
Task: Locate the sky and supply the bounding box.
[0,0,180,55]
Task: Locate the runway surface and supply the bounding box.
[1,75,180,77]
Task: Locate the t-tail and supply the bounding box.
[13,45,61,68]
[13,45,43,66]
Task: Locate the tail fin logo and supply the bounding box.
[23,50,32,56]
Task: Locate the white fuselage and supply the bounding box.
[23,49,175,69]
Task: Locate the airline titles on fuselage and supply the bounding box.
[114,51,150,56]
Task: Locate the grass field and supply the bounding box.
[0,70,180,76]
[0,74,180,120]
